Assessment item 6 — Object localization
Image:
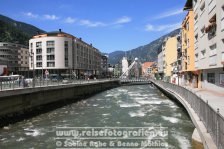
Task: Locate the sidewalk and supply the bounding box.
[184,86,224,117]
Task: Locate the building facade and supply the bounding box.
[101,55,108,78]
[121,57,129,78]
[185,0,224,89]
[0,42,29,75]
[157,48,164,79]
[163,37,178,82]
[181,10,197,87]
[29,30,101,79]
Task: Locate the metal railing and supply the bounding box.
[0,78,118,91]
[151,79,224,149]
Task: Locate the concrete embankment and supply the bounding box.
[152,81,216,149]
[0,80,120,126]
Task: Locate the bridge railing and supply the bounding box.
[151,79,224,149]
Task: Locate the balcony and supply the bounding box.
[208,0,216,14]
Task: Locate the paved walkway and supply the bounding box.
[184,86,224,117]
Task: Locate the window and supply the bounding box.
[195,53,199,61]
[207,73,215,84]
[209,44,217,56]
[186,22,189,31]
[200,1,205,15]
[36,49,42,54]
[200,26,205,38]
[46,41,54,47]
[221,52,224,62]
[47,48,54,53]
[47,55,55,60]
[65,41,69,67]
[47,62,55,67]
[221,6,224,31]
[201,49,206,59]
[36,55,42,61]
[195,34,198,42]
[36,42,42,48]
[36,62,42,67]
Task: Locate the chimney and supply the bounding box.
[59,29,62,33]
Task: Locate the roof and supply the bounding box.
[184,0,193,10]
[142,62,155,69]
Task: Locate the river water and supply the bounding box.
[0,85,194,149]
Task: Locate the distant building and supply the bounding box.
[157,49,164,79]
[29,29,101,79]
[0,42,29,75]
[162,36,178,82]
[141,62,154,77]
[121,57,129,78]
[101,55,108,77]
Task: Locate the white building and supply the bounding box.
[121,57,129,78]
[29,29,101,79]
[186,0,224,90]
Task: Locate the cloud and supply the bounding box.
[64,17,76,23]
[44,14,59,20]
[154,8,184,20]
[145,22,181,32]
[79,19,106,27]
[114,16,132,24]
[23,12,38,18]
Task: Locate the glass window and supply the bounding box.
[201,49,206,59]
[47,55,55,60]
[207,73,215,84]
[47,62,55,67]
[46,41,54,47]
[36,49,42,54]
[47,48,54,53]
[36,62,42,67]
[36,42,42,48]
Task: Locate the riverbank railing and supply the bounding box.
[0,78,118,91]
[150,79,224,149]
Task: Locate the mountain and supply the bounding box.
[0,20,30,45]
[108,28,181,65]
[0,14,45,37]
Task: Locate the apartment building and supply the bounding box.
[29,29,101,79]
[181,10,198,87]
[157,48,164,79]
[185,0,224,89]
[162,37,178,82]
[0,42,29,75]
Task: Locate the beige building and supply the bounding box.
[162,37,178,82]
[0,42,29,75]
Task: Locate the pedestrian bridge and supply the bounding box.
[119,78,152,85]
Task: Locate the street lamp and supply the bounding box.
[29,52,35,88]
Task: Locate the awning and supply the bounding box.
[183,0,193,10]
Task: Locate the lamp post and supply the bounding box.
[29,52,35,88]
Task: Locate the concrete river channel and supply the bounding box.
[0,85,194,149]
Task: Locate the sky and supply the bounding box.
[0,0,187,53]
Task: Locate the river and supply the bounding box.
[0,85,194,149]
